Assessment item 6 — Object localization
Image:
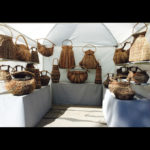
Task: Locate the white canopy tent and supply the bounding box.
[43,23,150,83]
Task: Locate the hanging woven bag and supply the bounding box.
[51,58,60,83]
[40,70,51,86]
[31,47,39,63]
[79,44,99,69]
[37,38,55,57]
[15,34,31,61]
[113,42,131,65]
[0,24,16,59]
[59,39,75,69]
[67,66,88,83]
[129,23,150,62]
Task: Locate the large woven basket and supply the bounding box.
[67,66,88,83]
[5,65,36,96]
[129,23,150,62]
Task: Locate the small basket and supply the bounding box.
[40,70,51,86]
[31,47,39,63]
[0,65,12,81]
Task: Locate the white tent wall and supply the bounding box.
[43,46,116,83]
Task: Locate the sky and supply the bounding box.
[7,23,56,40]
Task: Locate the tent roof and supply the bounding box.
[44,23,149,47]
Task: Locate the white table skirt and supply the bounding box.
[52,82,103,106]
[102,88,150,127]
[0,86,52,127]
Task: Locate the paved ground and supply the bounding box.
[37,105,107,127]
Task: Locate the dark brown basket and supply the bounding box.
[113,42,131,65]
[31,47,39,63]
[0,24,16,60]
[0,65,12,81]
[37,38,55,57]
[127,67,149,84]
[15,35,31,61]
[59,39,75,69]
[95,64,102,84]
[40,70,51,86]
[51,58,60,83]
[80,44,99,69]
[67,66,88,83]
[5,65,36,96]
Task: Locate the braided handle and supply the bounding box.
[15,34,29,49]
[62,39,73,46]
[40,70,51,76]
[13,65,25,72]
[37,38,55,46]
[82,44,96,53]
[31,47,37,52]
[0,65,12,71]
[132,23,148,34]
[0,24,13,37]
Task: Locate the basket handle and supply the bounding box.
[31,47,38,52]
[0,24,13,37]
[15,34,29,50]
[122,42,132,49]
[128,66,138,72]
[82,44,96,53]
[132,23,148,34]
[0,65,12,71]
[37,38,55,46]
[119,67,129,72]
[62,39,73,46]
[13,65,25,72]
[68,65,88,72]
[40,70,51,76]
[52,58,59,65]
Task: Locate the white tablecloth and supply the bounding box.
[0,86,52,127]
[52,82,103,106]
[102,88,150,127]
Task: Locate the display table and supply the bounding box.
[0,85,52,127]
[52,82,103,106]
[102,87,150,127]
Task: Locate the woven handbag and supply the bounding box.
[5,65,36,96]
[129,23,150,62]
[15,35,31,61]
[79,44,99,69]
[31,47,39,63]
[59,39,75,69]
[0,24,16,59]
[37,38,55,57]
[40,70,51,86]
[67,66,88,83]
[0,65,12,81]
[113,42,131,64]
[51,58,60,83]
